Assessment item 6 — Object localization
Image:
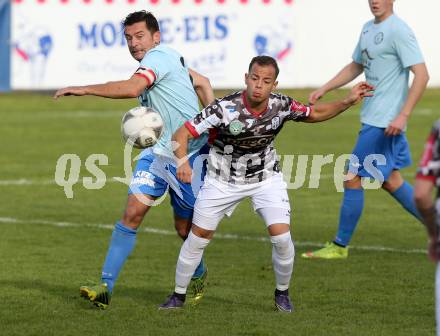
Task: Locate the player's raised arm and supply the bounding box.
[172,125,195,184]
[309,61,364,104]
[189,68,215,108]
[53,75,148,99]
[304,81,374,123]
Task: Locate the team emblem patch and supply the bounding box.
[272,116,280,129]
[229,120,244,136]
[374,32,384,45]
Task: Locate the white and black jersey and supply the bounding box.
[417,120,440,199]
[185,90,312,184]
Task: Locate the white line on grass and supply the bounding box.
[0,216,426,255]
[416,108,433,115]
[32,111,124,118]
[0,179,55,186]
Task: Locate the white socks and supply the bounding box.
[270,231,295,291]
[175,231,210,294]
[174,230,294,294]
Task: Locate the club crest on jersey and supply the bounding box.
[374,32,384,45]
[271,116,280,129]
[229,120,244,136]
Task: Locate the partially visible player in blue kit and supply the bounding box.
[54,10,214,308]
[303,0,429,259]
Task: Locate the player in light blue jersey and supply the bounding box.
[54,11,214,308]
[135,44,208,158]
[302,0,430,259]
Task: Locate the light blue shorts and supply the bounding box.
[347,124,412,181]
[128,145,209,219]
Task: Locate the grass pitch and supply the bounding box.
[0,90,438,335]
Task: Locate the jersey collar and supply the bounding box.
[242,90,268,118]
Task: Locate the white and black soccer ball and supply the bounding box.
[121,106,163,149]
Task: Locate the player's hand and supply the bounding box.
[344,81,374,105]
[53,86,87,99]
[308,88,326,104]
[385,114,407,136]
[428,235,440,262]
[176,160,193,184]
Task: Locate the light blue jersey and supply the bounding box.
[136,44,207,158]
[352,15,424,128]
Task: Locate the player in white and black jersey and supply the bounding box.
[414,120,440,335]
[159,55,374,312]
[185,90,312,185]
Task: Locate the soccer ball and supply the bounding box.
[121,106,163,148]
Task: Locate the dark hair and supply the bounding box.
[248,55,279,79]
[123,10,160,34]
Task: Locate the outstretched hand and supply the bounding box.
[344,81,374,106]
[308,88,327,105]
[53,86,87,99]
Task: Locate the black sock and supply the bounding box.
[275,289,289,296]
[174,292,186,302]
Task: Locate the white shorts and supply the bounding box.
[193,173,291,231]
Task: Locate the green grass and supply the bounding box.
[0,90,438,335]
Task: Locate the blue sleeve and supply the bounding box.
[352,29,363,64]
[139,49,172,83]
[393,22,424,68]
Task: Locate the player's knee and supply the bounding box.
[186,231,211,251]
[381,180,393,192]
[414,186,427,206]
[122,206,146,229]
[176,228,189,240]
[382,176,404,193]
[175,221,191,240]
[122,195,152,228]
[191,224,215,240]
[267,223,290,236]
[382,170,404,192]
[344,175,362,189]
[270,232,295,258]
[382,180,401,193]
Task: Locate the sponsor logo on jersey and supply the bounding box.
[361,49,374,70]
[225,135,273,149]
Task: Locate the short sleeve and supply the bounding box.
[288,98,312,121]
[352,38,363,64]
[185,100,225,138]
[134,49,172,86]
[393,22,424,68]
[352,28,364,64]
